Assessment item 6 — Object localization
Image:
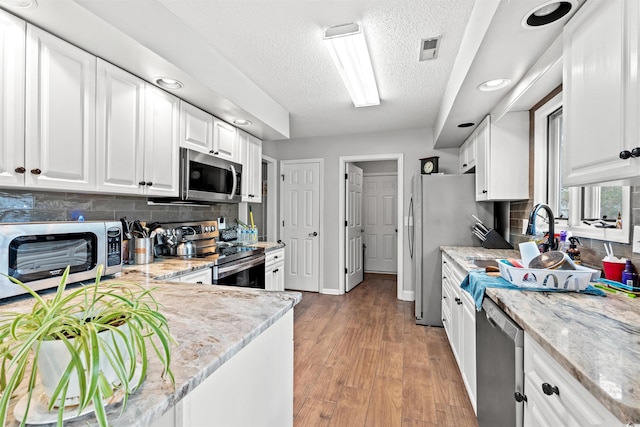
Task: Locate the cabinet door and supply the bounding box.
[264,265,275,291]
[240,130,263,203]
[25,25,96,190]
[475,117,490,200]
[563,0,638,185]
[144,84,180,196]
[179,101,213,154]
[96,60,145,194]
[461,293,476,412]
[212,118,238,162]
[274,264,285,291]
[178,268,212,285]
[459,133,475,174]
[0,11,25,188]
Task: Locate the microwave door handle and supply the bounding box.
[229,164,237,200]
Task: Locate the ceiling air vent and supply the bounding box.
[419,36,441,61]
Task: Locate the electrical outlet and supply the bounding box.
[633,226,640,254]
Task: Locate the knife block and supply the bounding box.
[481,229,513,249]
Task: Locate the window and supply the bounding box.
[534,92,630,243]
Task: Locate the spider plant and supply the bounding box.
[0,265,176,427]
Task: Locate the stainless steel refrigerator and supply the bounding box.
[409,174,494,326]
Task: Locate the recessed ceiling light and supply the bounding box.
[477,78,511,92]
[155,77,183,90]
[458,122,475,128]
[522,1,574,28]
[233,119,252,126]
[0,0,37,8]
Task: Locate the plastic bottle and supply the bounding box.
[559,231,568,252]
[567,237,582,264]
[621,260,637,287]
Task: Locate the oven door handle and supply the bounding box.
[229,164,237,200]
[216,255,265,278]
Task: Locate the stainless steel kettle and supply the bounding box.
[176,240,196,258]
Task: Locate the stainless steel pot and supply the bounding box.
[176,240,196,258]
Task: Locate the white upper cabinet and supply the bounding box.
[459,131,476,174]
[179,101,213,154]
[475,112,529,201]
[0,10,25,188]
[213,118,238,163]
[25,25,96,191]
[239,129,262,203]
[143,84,180,197]
[96,59,145,194]
[180,101,239,162]
[563,0,640,186]
[96,61,179,196]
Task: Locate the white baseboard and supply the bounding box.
[321,288,342,296]
[401,290,414,301]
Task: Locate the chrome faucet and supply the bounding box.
[526,203,557,252]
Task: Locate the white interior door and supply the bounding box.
[281,160,320,292]
[346,163,363,292]
[362,174,397,273]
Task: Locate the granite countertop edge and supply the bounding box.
[441,245,640,424]
[2,256,301,427]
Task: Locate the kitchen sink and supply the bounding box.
[471,259,499,269]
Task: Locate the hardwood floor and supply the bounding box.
[293,273,478,427]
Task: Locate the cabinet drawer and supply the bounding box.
[265,248,285,268]
[524,334,622,427]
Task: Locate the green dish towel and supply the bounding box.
[461,270,606,311]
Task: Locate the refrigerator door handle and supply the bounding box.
[408,197,414,258]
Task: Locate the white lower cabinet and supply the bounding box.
[265,248,285,291]
[441,253,476,413]
[153,310,293,427]
[168,268,212,285]
[523,333,624,427]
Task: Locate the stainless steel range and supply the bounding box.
[157,220,265,289]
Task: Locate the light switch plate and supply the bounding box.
[633,226,640,253]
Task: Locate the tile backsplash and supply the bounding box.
[0,189,237,224]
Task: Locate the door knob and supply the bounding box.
[14,166,26,174]
[30,168,41,175]
[541,382,559,396]
[309,231,318,237]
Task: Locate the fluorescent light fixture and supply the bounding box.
[477,78,511,92]
[323,23,380,108]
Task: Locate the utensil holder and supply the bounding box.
[131,238,153,265]
[481,229,513,249]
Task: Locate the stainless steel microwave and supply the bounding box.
[151,148,242,204]
[0,221,123,300]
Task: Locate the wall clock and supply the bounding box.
[420,156,439,174]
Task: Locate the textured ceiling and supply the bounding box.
[157,0,475,140]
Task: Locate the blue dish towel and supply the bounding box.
[461,270,607,311]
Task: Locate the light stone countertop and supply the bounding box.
[441,245,640,424]
[246,241,286,252]
[2,262,301,427]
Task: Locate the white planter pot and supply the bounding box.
[36,322,132,406]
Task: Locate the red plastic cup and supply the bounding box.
[602,261,625,282]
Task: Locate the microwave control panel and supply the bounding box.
[106,227,122,267]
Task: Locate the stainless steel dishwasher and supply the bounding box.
[476,297,525,427]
